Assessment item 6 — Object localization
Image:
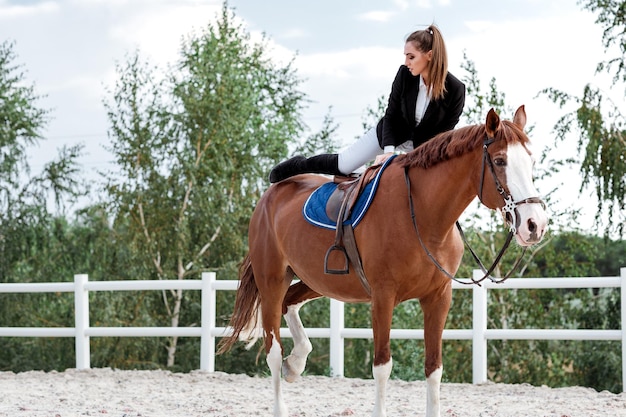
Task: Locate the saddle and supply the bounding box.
[323,163,383,295]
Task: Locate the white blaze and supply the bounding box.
[505,142,548,245]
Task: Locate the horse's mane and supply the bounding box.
[399,120,530,169]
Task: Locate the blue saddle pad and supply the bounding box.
[302,155,396,230]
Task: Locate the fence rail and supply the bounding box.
[1,268,625,390]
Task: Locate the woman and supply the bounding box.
[269,24,465,183]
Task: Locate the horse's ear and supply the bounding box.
[485,108,500,137]
[513,105,527,130]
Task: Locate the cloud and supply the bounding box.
[257,40,298,68]
[106,1,298,82]
[68,0,129,6]
[413,0,449,8]
[108,1,222,67]
[415,0,433,9]
[279,28,307,40]
[357,0,452,24]
[294,46,400,79]
[357,10,396,23]
[448,10,605,97]
[0,0,59,19]
[393,0,410,10]
[463,20,496,33]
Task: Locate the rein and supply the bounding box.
[404,136,545,285]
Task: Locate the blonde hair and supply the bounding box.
[405,24,448,101]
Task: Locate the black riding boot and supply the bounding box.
[269,154,342,183]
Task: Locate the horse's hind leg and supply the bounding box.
[265,327,288,417]
[282,281,322,382]
[258,273,293,417]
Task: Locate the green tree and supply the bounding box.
[0,39,84,278]
[293,110,340,156]
[450,51,624,389]
[0,40,85,371]
[103,4,307,367]
[0,40,84,277]
[542,0,626,236]
[455,52,556,280]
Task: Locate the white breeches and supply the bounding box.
[337,127,413,175]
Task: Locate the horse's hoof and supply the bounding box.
[282,358,300,383]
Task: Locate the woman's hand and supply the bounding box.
[374,152,394,165]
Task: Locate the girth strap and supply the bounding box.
[323,166,381,296]
[323,187,372,295]
[344,224,370,294]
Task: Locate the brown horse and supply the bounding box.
[218,106,548,417]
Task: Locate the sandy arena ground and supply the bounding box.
[0,368,624,416]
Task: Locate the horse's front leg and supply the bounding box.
[371,298,395,417]
[421,284,452,417]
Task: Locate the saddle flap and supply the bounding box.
[302,154,396,230]
[324,164,382,223]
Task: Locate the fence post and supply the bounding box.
[472,269,488,384]
[201,272,216,372]
[74,274,90,369]
[329,298,344,377]
[620,267,626,392]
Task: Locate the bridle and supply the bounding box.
[404,135,546,285]
[478,137,545,235]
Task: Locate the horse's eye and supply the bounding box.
[494,158,507,167]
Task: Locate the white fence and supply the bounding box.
[1,268,625,390]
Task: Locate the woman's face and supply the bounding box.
[404,41,432,77]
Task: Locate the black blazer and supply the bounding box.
[376,66,465,149]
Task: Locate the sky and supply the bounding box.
[0,0,620,233]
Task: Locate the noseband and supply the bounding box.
[404,136,545,285]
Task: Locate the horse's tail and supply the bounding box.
[217,254,263,354]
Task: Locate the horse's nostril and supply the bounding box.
[528,219,537,233]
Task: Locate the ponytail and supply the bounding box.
[406,24,448,100]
